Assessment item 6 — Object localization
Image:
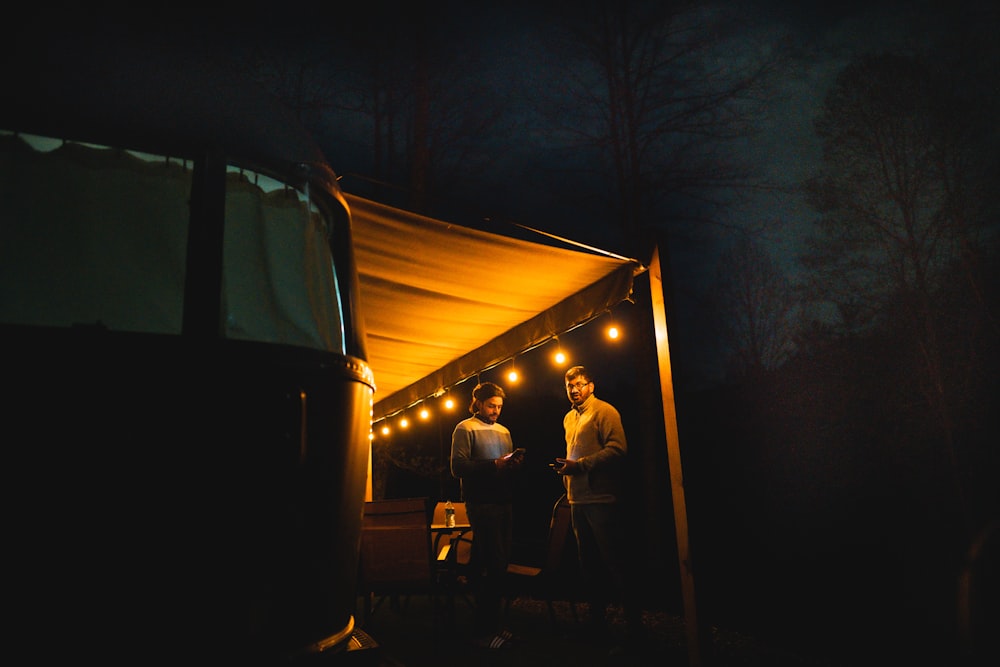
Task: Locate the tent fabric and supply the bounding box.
[345,193,645,422]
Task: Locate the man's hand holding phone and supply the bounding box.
[550,457,577,475]
[496,447,526,472]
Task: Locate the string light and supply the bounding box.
[507,357,519,383]
[606,309,621,341]
[370,313,633,433]
[553,335,567,365]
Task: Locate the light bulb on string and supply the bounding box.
[435,387,455,412]
[552,335,567,366]
[607,316,620,341]
[507,357,519,383]
[604,308,621,341]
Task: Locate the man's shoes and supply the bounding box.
[471,628,516,650]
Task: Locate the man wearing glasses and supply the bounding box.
[552,365,645,654]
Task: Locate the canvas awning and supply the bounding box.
[345,193,646,422]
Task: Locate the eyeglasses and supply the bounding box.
[566,381,591,390]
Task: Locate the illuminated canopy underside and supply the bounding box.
[346,194,645,422]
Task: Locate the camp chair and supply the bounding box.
[357,497,441,626]
[504,493,579,628]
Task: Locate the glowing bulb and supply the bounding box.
[551,335,567,365]
[607,325,619,340]
[399,417,409,429]
[380,424,390,436]
[508,369,518,383]
[419,407,430,420]
[444,397,455,410]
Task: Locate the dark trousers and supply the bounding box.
[570,501,643,634]
[466,501,513,634]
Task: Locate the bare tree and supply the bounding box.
[711,237,797,381]
[313,7,506,214]
[238,5,507,215]
[534,0,784,259]
[240,11,417,200]
[800,51,999,530]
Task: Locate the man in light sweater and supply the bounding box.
[552,365,645,652]
[451,381,524,649]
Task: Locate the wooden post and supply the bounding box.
[649,244,704,667]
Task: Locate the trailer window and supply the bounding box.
[0,131,346,354]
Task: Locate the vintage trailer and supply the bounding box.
[1,38,375,662]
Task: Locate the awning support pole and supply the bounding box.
[649,244,704,667]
